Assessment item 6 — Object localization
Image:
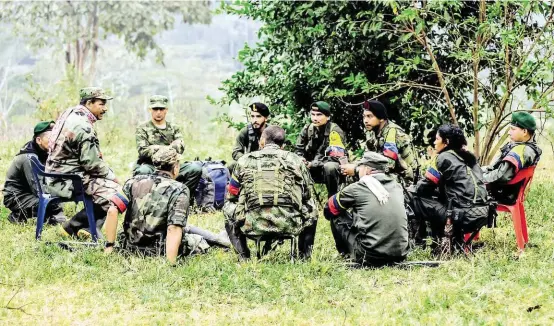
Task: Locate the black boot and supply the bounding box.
[298,220,317,259]
[224,221,250,260]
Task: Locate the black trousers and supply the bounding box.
[62,204,106,236]
[309,161,342,198]
[4,194,63,223]
[410,196,448,237]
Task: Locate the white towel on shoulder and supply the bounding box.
[360,174,390,205]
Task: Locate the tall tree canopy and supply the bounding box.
[218,0,554,163]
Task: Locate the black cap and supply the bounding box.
[363,100,388,120]
[250,103,270,117]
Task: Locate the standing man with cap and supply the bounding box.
[484,112,542,204]
[341,100,417,185]
[3,121,66,224]
[324,152,409,267]
[47,87,127,252]
[230,102,273,173]
[134,95,202,200]
[295,101,347,197]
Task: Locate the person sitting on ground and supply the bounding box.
[483,112,542,205]
[134,95,202,202]
[120,146,229,263]
[409,124,488,253]
[224,125,319,260]
[324,152,408,267]
[229,102,274,173]
[295,101,347,197]
[3,121,67,225]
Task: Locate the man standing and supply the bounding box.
[224,126,319,260]
[484,112,542,204]
[134,95,202,198]
[342,100,417,185]
[295,101,347,197]
[324,152,409,267]
[47,87,127,252]
[121,147,228,263]
[3,121,66,224]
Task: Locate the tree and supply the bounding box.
[0,1,211,82]
[217,0,553,163]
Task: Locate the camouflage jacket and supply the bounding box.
[295,121,347,168]
[46,105,116,196]
[122,171,190,247]
[227,144,318,236]
[362,121,417,184]
[136,120,185,165]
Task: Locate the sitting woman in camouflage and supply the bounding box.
[409,124,489,254]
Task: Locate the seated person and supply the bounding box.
[224,126,319,260]
[3,121,67,224]
[410,124,488,251]
[295,101,347,197]
[483,112,541,205]
[324,152,408,267]
[120,147,228,263]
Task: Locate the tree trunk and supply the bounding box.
[88,2,99,83]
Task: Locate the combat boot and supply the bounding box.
[224,221,250,260]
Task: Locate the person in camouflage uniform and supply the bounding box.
[229,102,274,173]
[224,125,319,260]
[342,100,417,185]
[295,101,348,197]
[120,146,229,263]
[134,95,202,201]
[324,152,409,267]
[3,121,66,224]
[47,87,128,252]
[483,112,542,205]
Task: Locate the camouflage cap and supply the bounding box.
[358,151,390,172]
[79,87,113,101]
[152,146,179,169]
[149,95,169,109]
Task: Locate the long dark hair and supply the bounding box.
[437,124,478,167]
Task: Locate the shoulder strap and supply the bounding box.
[307,124,314,139]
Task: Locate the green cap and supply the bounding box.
[310,101,331,116]
[358,151,390,172]
[511,111,536,131]
[33,120,55,136]
[79,87,113,101]
[149,95,169,109]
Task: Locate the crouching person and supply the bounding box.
[324,152,409,267]
[120,147,228,263]
[223,126,319,260]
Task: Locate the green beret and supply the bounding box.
[250,102,270,117]
[33,121,55,136]
[511,111,536,131]
[358,151,390,172]
[80,87,113,101]
[310,101,331,116]
[149,95,169,109]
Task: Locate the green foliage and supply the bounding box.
[217,0,554,159]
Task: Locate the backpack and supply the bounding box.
[193,159,230,211]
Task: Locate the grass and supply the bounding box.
[0,125,554,324]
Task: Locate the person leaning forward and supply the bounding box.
[224,126,319,260]
[3,121,67,225]
[295,101,348,197]
[134,95,202,200]
[324,152,409,267]
[120,146,228,264]
[229,102,274,173]
[483,112,542,205]
[342,100,417,186]
[47,87,128,253]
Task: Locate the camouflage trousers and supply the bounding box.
[118,230,210,257]
[82,176,127,212]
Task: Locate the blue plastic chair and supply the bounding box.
[29,156,98,242]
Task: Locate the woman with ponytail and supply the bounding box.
[410,124,488,249]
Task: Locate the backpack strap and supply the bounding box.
[273,159,280,206]
[247,124,256,153]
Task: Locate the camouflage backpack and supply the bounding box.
[241,149,304,211]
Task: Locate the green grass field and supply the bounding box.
[0,124,553,325]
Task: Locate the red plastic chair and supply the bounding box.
[495,166,536,251]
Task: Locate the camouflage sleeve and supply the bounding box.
[167,187,190,227]
[295,126,309,158]
[122,178,133,199]
[136,126,154,160]
[232,128,248,161]
[78,127,115,179]
[363,131,378,152]
[171,124,185,154]
[483,162,515,184]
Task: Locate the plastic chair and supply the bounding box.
[495,166,536,251]
[29,156,98,242]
